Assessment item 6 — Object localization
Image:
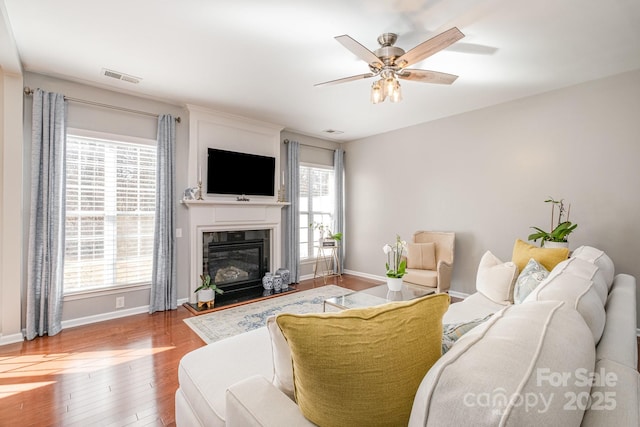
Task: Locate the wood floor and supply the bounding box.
[0,274,638,427]
[0,275,380,427]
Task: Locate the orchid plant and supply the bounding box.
[383,235,407,278]
[528,197,578,246]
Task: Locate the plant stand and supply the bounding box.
[313,245,341,284]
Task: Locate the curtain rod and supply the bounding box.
[23,86,181,123]
[283,139,338,152]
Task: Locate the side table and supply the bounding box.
[313,245,341,284]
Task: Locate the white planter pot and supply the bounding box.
[197,288,215,303]
[542,241,569,249]
[386,277,403,291]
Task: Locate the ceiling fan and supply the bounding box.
[315,27,464,103]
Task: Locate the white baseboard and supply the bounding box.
[0,332,24,346]
[61,297,190,330]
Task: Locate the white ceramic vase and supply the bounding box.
[386,277,403,291]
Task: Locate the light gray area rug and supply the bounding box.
[183,285,351,344]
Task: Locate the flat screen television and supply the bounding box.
[207,148,276,196]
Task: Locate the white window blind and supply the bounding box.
[299,164,335,260]
[64,132,157,293]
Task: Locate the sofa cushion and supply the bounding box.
[266,316,295,400]
[407,242,436,270]
[443,292,506,325]
[524,272,606,344]
[409,301,596,427]
[275,293,449,427]
[177,327,274,426]
[550,257,608,304]
[476,250,518,305]
[571,245,615,290]
[580,359,640,427]
[404,268,437,287]
[511,239,569,272]
[513,258,549,304]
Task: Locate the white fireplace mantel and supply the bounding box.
[182,199,289,302]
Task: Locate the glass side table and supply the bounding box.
[323,282,435,311]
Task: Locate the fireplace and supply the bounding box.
[203,230,270,297]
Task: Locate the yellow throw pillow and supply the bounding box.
[407,242,436,270]
[275,293,449,427]
[511,239,569,272]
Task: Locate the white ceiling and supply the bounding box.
[2,0,640,141]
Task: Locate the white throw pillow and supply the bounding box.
[476,250,519,305]
[266,315,295,400]
[513,258,549,304]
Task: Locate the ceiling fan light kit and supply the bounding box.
[316,27,465,104]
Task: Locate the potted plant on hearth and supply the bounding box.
[195,273,224,308]
[528,197,578,248]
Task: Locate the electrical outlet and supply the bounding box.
[116,296,125,309]
[176,228,182,238]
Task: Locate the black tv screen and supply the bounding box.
[207,148,275,196]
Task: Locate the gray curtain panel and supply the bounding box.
[334,148,345,272]
[285,140,300,283]
[149,114,177,313]
[26,88,67,340]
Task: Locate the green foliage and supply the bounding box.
[310,222,342,241]
[528,197,578,245]
[384,235,407,278]
[194,273,224,294]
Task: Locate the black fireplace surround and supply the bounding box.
[203,230,270,305]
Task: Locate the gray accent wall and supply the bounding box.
[343,69,640,328]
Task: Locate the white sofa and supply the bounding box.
[175,246,639,426]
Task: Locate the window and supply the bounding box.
[299,163,335,260]
[64,130,156,293]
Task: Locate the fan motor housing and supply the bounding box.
[374,46,405,66]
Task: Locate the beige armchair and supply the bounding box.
[402,231,455,293]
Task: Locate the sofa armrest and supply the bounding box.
[436,260,453,293]
[226,375,316,427]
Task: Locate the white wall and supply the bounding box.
[0,70,24,344]
[343,69,640,326]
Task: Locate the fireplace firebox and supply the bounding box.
[202,230,270,299]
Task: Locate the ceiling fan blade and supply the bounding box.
[314,73,375,87]
[396,27,465,68]
[397,69,459,85]
[335,35,383,69]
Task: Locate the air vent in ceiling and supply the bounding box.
[101,68,141,84]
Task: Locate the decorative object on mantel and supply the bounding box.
[183,187,198,200]
[195,273,224,309]
[196,179,204,200]
[383,234,407,291]
[528,197,577,248]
